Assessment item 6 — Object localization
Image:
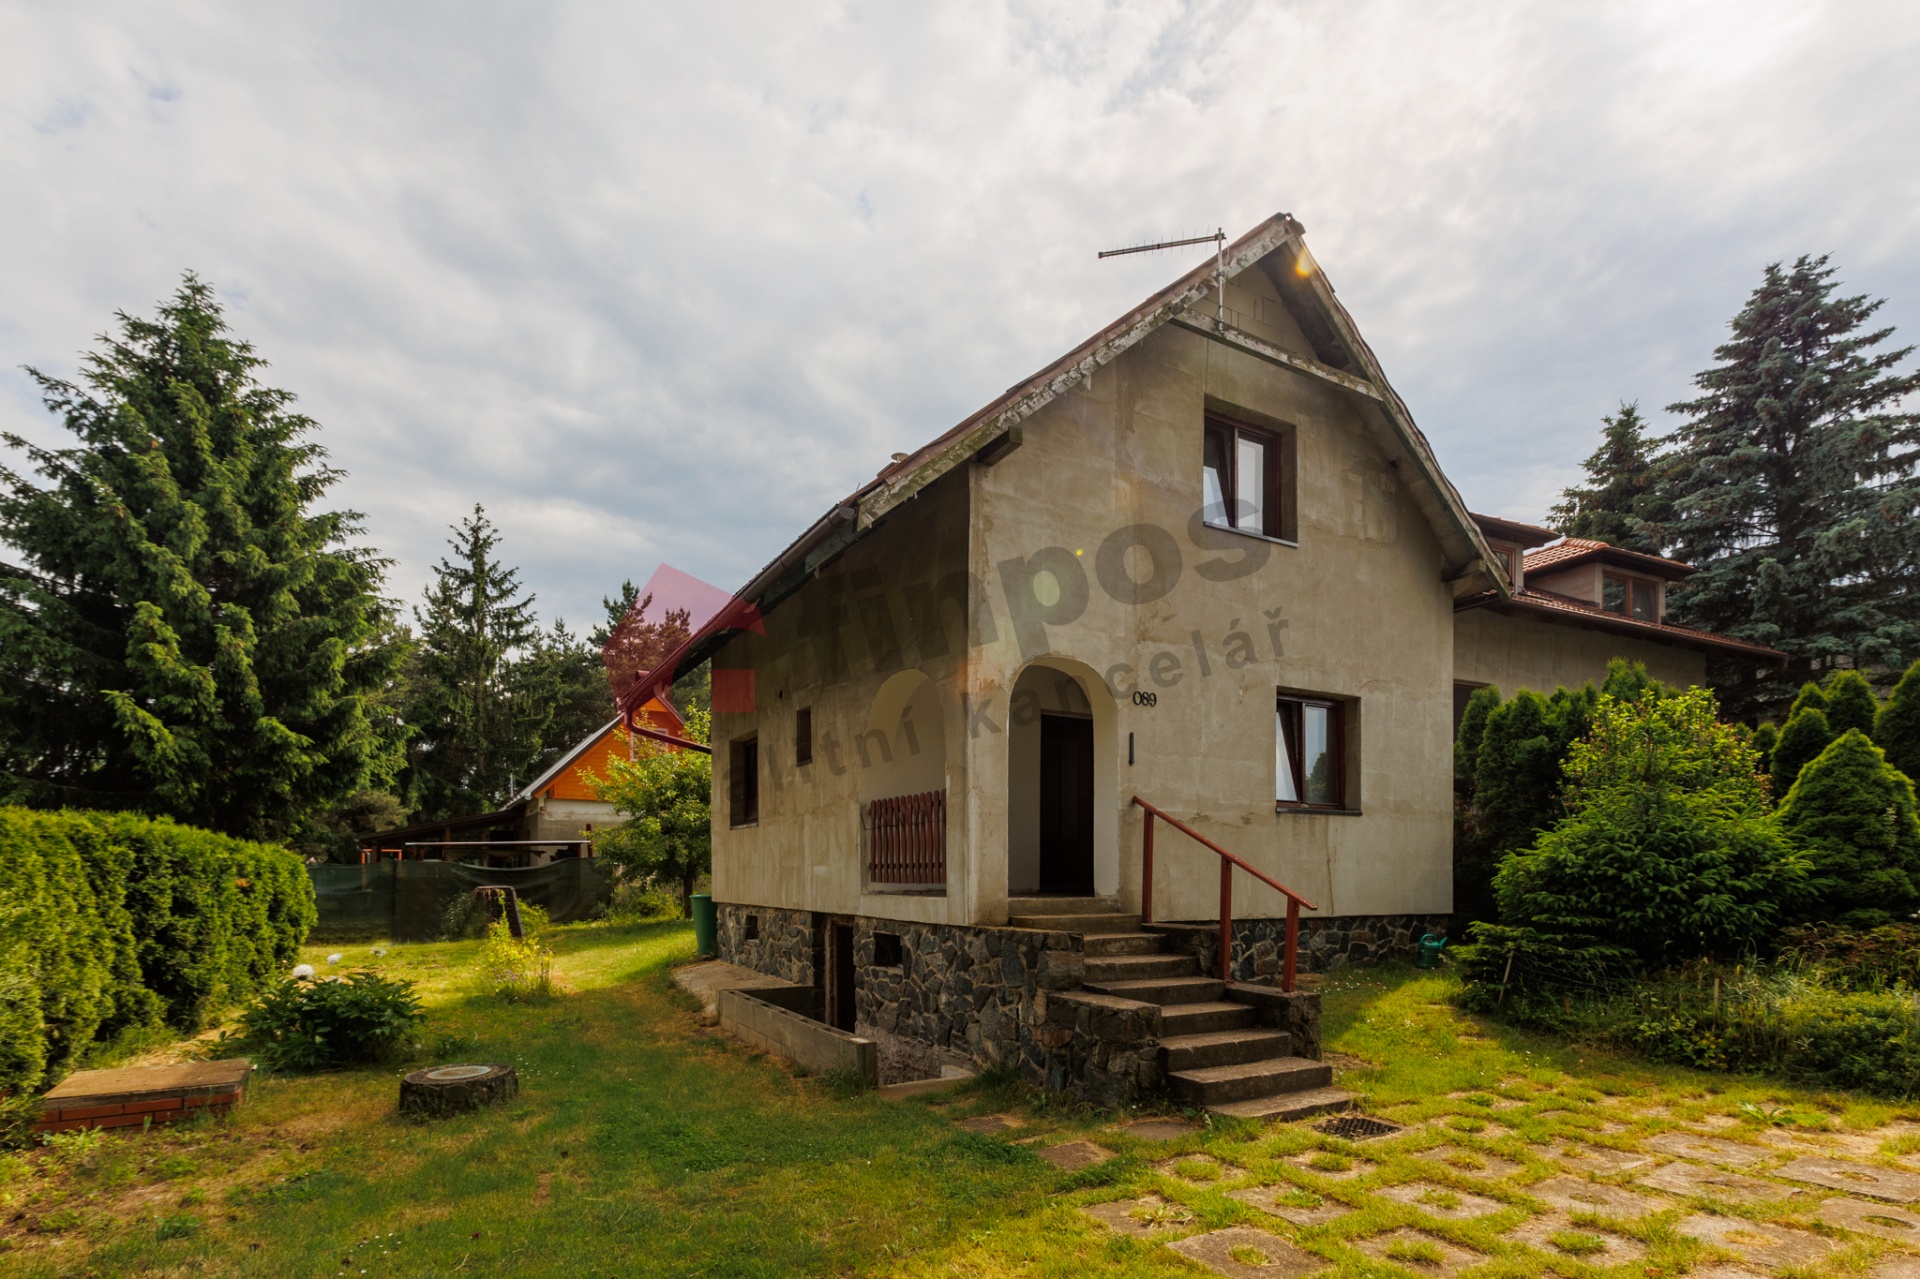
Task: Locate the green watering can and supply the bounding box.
[1416,933,1447,969]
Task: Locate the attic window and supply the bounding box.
[1603,574,1658,622]
[1202,414,1292,540]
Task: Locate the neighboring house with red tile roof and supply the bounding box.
[1454,517,1782,719]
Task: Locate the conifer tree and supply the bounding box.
[1779,729,1920,926]
[1788,681,1830,721]
[1823,669,1880,739]
[402,507,554,819]
[1454,686,1502,798]
[1876,658,1920,782]
[1771,707,1834,799]
[1750,722,1779,777]
[1474,691,1564,856]
[1549,403,1671,554]
[1661,256,1920,716]
[0,277,391,837]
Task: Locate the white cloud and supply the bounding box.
[2,0,1916,624]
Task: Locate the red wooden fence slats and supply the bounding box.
[864,789,946,885]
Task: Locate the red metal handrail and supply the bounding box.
[1132,795,1317,992]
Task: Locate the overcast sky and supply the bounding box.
[4,1,1917,631]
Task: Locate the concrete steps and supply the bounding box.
[1168,1056,1334,1106]
[1010,912,1143,933]
[1160,1028,1293,1072]
[1083,953,1199,983]
[1082,975,1226,1005]
[1158,1000,1260,1036]
[1205,1085,1357,1122]
[1081,932,1166,957]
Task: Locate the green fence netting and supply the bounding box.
[309,858,615,942]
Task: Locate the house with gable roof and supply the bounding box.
[620,214,1779,1111]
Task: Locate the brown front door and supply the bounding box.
[829,922,857,1032]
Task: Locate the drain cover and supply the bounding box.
[1314,1115,1401,1140]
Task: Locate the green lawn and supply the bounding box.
[3,923,1916,1278]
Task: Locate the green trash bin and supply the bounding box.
[1416,933,1446,969]
[690,893,718,958]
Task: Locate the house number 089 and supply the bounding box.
[1131,691,1158,707]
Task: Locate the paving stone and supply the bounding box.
[1377,1182,1507,1221]
[1686,1267,1768,1279]
[1081,1194,1194,1238]
[1639,1162,1804,1205]
[1040,1140,1113,1171]
[1644,1132,1770,1167]
[1410,1146,1522,1180]
[1168,1226,1332,1278]
[1675,1213,1834,1269]
[1154,1153,1241,1186]
[1554,1142,1652,1175]
[956,1113,1022,1135]
[1817,1196,1920,1243]
[1870,1258,1920,1279]
[1286,1151,1375,1180]
[1764,1128,1889,1159]
[1354,1228,1483,1276]
[1229,1185,1354,1228]
[1776,1155,1920,1202]
[1509,1214,1647,1266]
[1528,1175,1666,1218]
[1120,1117,1203,1141]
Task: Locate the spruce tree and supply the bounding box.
[0,277,391,837]
[1452,685,1503,927]
[1770,707,1834,799]
[1823,669,1880,739]
[402,507,554,819]
[1661,256,1920,717]
[1750,722,1779,777]
[1876,658,1920,782]
[1549,403,1671,554]
[1779,729,1920,926]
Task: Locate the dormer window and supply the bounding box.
[1603,574,1658,622]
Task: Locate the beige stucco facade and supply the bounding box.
[1452,606,1707,697]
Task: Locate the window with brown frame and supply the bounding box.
[795,707,813,766]
[1602,574,1658,622]
[1276,695,1344,809]
[729,735,759,827]
[1203,415,1288,539]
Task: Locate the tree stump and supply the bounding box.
[398,1064,518,1118]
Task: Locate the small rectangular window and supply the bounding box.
[873,931,903,967]
[1277,695,1345,809]
[1602,574,1628,614]
[1632,580,1658,622]
[1202,415,1286,539]
[729,735,759,827]
[795,707,813,766]
[744,914,760,941]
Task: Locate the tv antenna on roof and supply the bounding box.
[1098,228,1227,326]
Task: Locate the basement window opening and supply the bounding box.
[873,932,903,968]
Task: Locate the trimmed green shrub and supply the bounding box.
[1877,658,1920,783]
[1460,688,1808,1004]
[1770,706,1833,798]
[1454,686,1501,797]
[0,807,314,1093]
[1823,669,1880,739]
[1779,730,1920,927]
[1473,691,1561,856]
[232,971,423,1071]
[1788,680,1830,720]
[1749,722,1778,777]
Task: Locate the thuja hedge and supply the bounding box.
[0,807,315,1093]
